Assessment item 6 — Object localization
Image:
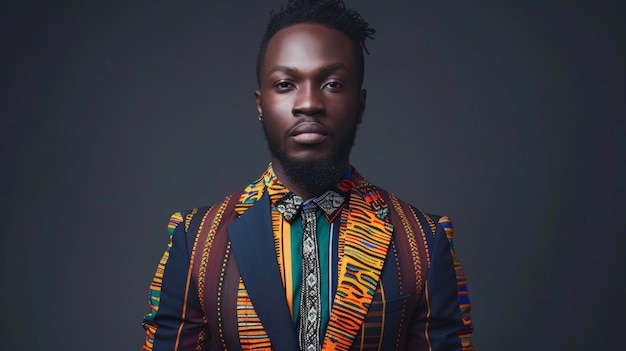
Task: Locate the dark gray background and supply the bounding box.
[2,1,624,350]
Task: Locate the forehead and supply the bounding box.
[261,23,357,74]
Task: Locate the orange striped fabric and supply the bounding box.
[439,217,474,351]
[237,278,272,349]
[143,212,184,350]
[322,184,394,351]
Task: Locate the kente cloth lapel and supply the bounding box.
[321,170,394,351]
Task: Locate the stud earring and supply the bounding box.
[258,114,263,122]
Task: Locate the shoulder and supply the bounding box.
[166,205,213,234]
[351,169,447,230]
[373,184,454,238]
[167,189,245,234]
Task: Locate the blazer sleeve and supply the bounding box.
[409,216,475,351]
[142,212,208,351]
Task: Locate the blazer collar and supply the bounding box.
[322,174,394,351]
[227,192,299,351]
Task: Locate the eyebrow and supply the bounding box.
[268,65,298,75]
[268,63,350,75]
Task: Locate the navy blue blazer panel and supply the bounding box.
[142,171,474,350]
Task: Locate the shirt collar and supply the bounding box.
[266,163,353,223]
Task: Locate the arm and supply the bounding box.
[409,216,474,351]
[142,212,208,351]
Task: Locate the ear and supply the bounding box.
[254,90,263,116]
[357,89,367,124]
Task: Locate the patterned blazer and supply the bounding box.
[142,171,474,350]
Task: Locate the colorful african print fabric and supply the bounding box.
[142,163,475,351]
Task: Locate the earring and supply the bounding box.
[258,114,263,122]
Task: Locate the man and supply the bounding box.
[142,1,474,350]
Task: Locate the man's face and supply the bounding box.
[255,23,366,181]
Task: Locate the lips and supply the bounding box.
[290,122,328,144]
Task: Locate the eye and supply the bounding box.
[324,81,343,90]
[275,81,294,91]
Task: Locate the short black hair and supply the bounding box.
[256,0,375,86]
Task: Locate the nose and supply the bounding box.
[292,83,325,117]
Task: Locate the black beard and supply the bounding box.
[277,156,341,194]
[263,123,357,195]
